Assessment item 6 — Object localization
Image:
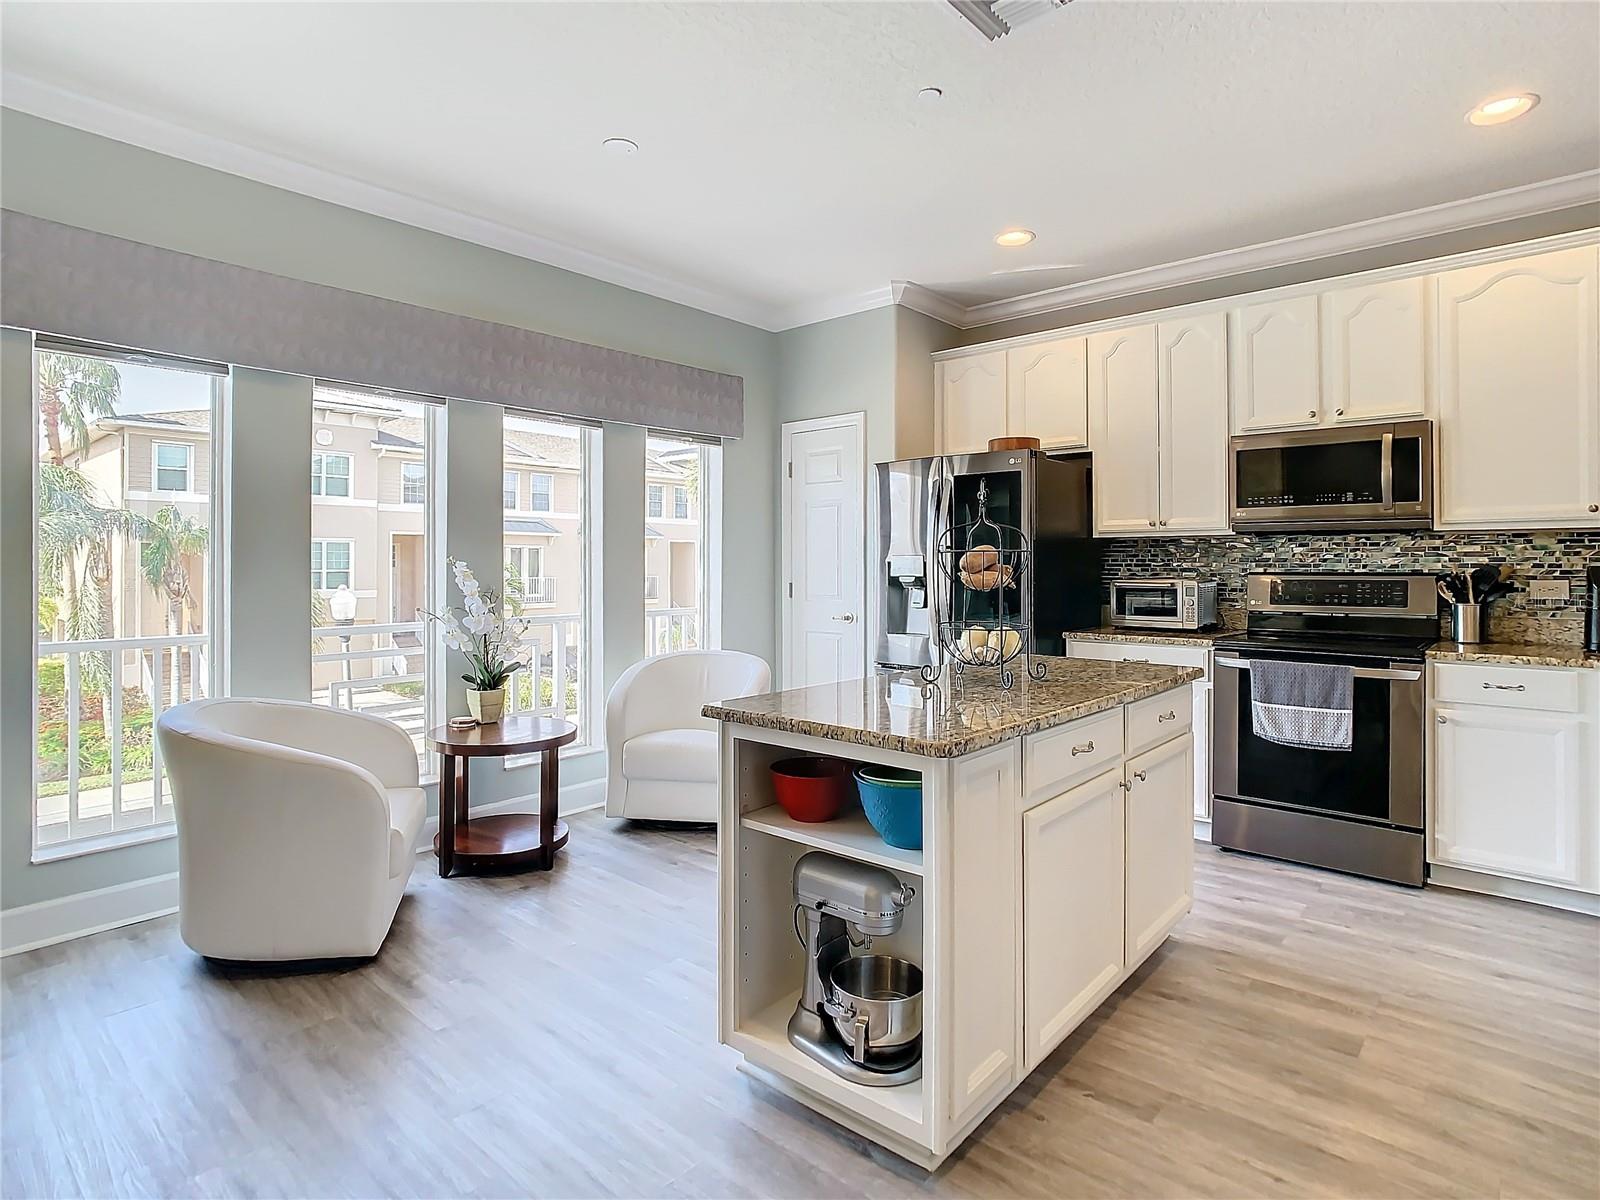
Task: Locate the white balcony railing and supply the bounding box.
[312,620,428,756]
[504,613,585,735]
[35,633,210,848]
[520,576,557,605]
[646,607,702,657]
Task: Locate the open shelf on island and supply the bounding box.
[731,988,925,1136]
[741,805,924,875]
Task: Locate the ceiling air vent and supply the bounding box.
[947,0,1073,42]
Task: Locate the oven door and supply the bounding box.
[1212,650,1423,830]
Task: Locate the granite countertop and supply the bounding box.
[1426,641,1600,669]
[702,656,1202,758]
[1064,626,1234,646]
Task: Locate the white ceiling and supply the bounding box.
[3,1,1597,331]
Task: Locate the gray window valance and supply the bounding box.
[1,210,743,439]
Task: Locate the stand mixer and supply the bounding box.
[787,851,923,1087]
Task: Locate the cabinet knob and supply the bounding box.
[1589,504,1598,513]
[1159,519,1169,526]
[1308,409,1317,419]
[1437,715,1447,724]
[1335,408,1345,417]
[1148,519,1157,527]
[1132,769,1148,783]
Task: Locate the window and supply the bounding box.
[310,386,438,773]
[33,348,222,855]
[644,434,719,656]
[153,441,192,492]
[311,451,352,497]
[503,470,519,510]
[502,412,594,746]
[310,539,353,590]
[530,473,553,513]
[401,461,426,504]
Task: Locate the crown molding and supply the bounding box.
[890,281,968,328]
[959,170,1600,328]
[769,284,897,332]
[1,74,786,331]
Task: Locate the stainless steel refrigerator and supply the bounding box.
[870,449,1102,671]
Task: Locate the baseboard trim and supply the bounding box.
[1193,817,1212,844]
[416,778,607,848]
[1427,864,1600,917]
[1,872,179,957]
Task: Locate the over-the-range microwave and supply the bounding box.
[1230,420,1433,531]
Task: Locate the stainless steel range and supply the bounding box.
[1211,573,1437,886]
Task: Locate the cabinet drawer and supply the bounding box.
[1068,639,1212,680]
[1127,687,1193,756]
[1024,709,1124,809]
[1432,663,1581,713]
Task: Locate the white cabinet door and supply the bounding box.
[1320,277,1430,424]
[1088,324,1159,535]
[948,743,1021,1127]
[938,352,1008,455]
[1436,246,1600,530]
[1431,703,1589,890]
[1022,767,1124,1071]
[1157,313,1230,534]
[1006,336,1088,449]
[1230,295,1321,433]
[1124,733,1195,963]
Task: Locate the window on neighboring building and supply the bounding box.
[644,433,719,656]
[502,413,594,746]
[503,470,519,511]
[530,472,553,513]
[310,385,438,774]
[310,539,353,590]
[401,461,425,504]
[311,451,352,497]
[33,346,223,856]
[153,441,192,492]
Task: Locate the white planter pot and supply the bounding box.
[466,688,504,724]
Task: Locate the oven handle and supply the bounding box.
[1214,656,1421,682]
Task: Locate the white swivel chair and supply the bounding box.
[156,697,426,961]
[605,650,772,823]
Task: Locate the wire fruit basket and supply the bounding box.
[920,479,1046,691]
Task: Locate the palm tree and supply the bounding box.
[37,353,121,467]
[139,506,208,635]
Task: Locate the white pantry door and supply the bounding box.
[782,414,865,689]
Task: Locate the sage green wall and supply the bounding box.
[775,306,898,466]
[0,109,779,914]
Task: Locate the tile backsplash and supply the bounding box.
[1101,530,1599,645]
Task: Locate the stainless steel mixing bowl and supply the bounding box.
[824,954,923,1064]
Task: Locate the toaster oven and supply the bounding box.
[1109,579,1220,630]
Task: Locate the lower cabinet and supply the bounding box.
[1021,767,1125,1071]
[1431,701,1590,890]
[1123,735,1196,962]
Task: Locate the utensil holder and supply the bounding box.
[1450,602,1484,644]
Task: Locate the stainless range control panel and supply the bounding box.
[1246,573,1437,618]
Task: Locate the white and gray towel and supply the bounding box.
[1250,660,1354,751]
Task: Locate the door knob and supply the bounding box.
[831,613,857,624]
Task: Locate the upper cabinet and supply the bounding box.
[1088,325,1160,534]
[1320,277,1430,424]
[1435,245,1600,530]
[936,351,1007,455]
[937,341,1088,454]
[1229,295,1321,433]
[1089,316,1230,537]
[1006,336,1088,450]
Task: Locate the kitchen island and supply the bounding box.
[705,656,1202,1169]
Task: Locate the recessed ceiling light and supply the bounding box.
[994,229,1036,247]
[1466,93,1540,126]
[602,137,639,155]
[918,86,943,101]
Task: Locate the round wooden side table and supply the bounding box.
[426,716,578,877]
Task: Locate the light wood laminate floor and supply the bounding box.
[4,811,1597,1199]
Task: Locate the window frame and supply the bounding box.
[502,469,519,511]
[673,485,689,519]
[400,460,426,504]
[311,450,353,498]
[529,472,554,513]
[152,440,193,493]
[311,537,355,591]
[647,483,664,519]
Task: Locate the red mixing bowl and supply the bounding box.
[770,756,853,823]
